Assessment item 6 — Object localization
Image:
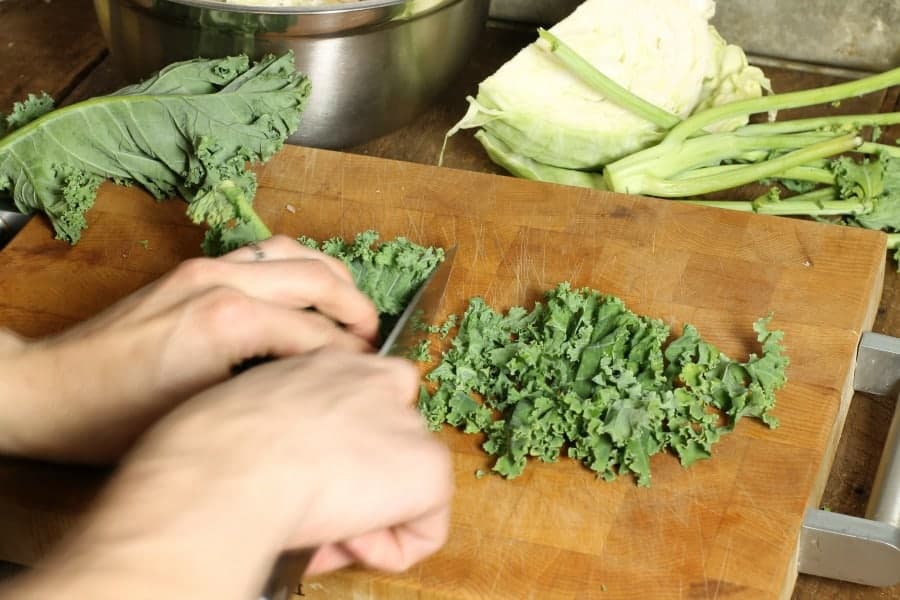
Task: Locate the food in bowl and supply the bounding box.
[216,0,361,5]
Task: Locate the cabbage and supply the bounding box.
[444,0,770,172]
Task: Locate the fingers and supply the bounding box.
[217,260,379,342]
[221,235,356,286]
[305,504,452,575]
[126,235,379,342]
[164,249,378,343]
[189,291,374,365]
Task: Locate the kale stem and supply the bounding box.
[682,199,756,212]
[672,164,835,185]
[537,28,681,130]
[638,134,860,197]
[683,188,863,217]
[776,165,836,184]
[614,132,839,186]
[666,67,900,143]
[736,112,900,135]
[858,142,900,157]
[226,181,272,240]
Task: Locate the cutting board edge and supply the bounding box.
[780,245,885,599]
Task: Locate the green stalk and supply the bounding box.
[665,67,900,143]
[683,188,865,217]
[736,112,900,136]
[634,134,860,197]
[775,165,836,184]
[684,199,756,212]
[537,28,681,130]
[672,164,835,185]
[619,132,839,183]
[225,180,272,240]
[858,142,900,158]
[888,233,900,250]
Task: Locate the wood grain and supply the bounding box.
[0,145,886,599]
[0,0,106,111]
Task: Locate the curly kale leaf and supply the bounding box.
[421,283,788,486]
[2,92,55,136]
[0,52,309,247]
[300,231,445,316]
[837,154,900,232]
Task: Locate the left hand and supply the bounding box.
[0,235,380,463]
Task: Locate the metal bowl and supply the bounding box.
[93,0,489,148]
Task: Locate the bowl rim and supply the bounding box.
[152,0,418,15]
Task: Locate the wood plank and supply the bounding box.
[0,0,106,110]
[0,145,885,599]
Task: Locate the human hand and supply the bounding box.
[7,350,452,600]
[0,235,379,463]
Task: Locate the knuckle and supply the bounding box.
[384,359,421,395]
[194,287,253,331]
[267,234,299,254]
[170,257,220,287]
[303,259,337,289]
[329,256,354,281]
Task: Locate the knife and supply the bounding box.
[259,245,458,600]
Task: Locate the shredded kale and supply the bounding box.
[414,313,459,339]
[420,283,788,486]
[407,339,433,363]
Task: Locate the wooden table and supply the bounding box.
[1,1,898,598]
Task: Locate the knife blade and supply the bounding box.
[260,244,457,600]
[378,244,458,357]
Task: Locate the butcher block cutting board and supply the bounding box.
[0,145,886,599]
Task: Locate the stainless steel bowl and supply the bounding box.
[93,0,489,148]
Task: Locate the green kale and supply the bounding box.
[299,231,444,316]
[0,52,310,251]
[408,339,432,363]
[421,283,788,486]
[2,92,55,135]
[414,313,459,339]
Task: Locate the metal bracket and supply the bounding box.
[853,332,900,398]
[798,332,900,587]
[799,509,899,587]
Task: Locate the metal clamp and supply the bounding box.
[798,332,900,587]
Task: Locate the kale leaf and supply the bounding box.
[0,52,310,251]
[299,231,445,316]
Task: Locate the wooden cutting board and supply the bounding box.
[0,145,886,599]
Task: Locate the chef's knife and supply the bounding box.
[260,245,458,600]
[377,244,458,357]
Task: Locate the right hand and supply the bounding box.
[0,235,380,463]
[24,350,453,600]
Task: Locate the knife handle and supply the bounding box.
[259,547,317,600]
